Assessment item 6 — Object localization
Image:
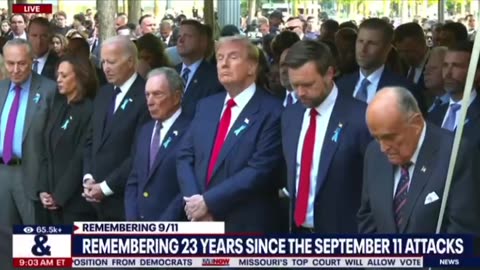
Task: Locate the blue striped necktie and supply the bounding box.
[394,163,412,229]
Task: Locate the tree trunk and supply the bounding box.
[15,0,27,3]
[57,0,64,12]
[204,0,216,36]
[128,0,141,27]
[154,0,162,20]
[97,0,117,42]
[248,0,255,24]
[7,0,13,16]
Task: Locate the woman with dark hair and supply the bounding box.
[135,33,171,78]
[65,37,107,85]
[38,55,98,224]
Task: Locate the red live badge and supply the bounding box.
[12,4,53,14]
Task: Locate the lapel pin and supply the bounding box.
[331,122,343,143]
[193,79,198,84]
[173,130,178,136]
[120,98,133,110]
[244,118,249,124]
[421,166,426,173]
[163,136,172,148]
[33,93,41,104]
[61,116,73,130]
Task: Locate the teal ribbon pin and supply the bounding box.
[61,116,73,130]
[33,93,41,103]
[120,98,133,110]
[163,130,178,148]
[234,124,247,136]
[331,123,343,143]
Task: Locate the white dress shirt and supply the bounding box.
[441,90,477,129]
[34,51,49,75]
[352,65,384,104]
[295,84,338,228]
[151,109,182,146]
[220,83,256,133]
[393,123,426,196]
[14,32,27,40]
[83,72,138,196]
[283,90,298,107]
[410,50,430,84]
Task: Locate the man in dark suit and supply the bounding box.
[428,41,480,148]
[394,22,429,92]
[177,36,284,233]
[336,18,426,113]
[125,67,189,221]
[282,40,372,234]
[83,36,150,221]
[358,86,480,234]
[176,19,222,118]
[27,17,59,81]
[0,39,56,225]
[7,14,27,40]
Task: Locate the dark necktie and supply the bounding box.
[150,121,162,169]
[294,108,318,227]
[407,67,416,82]
[355,78,370,102]
[105,87,121,128]
[393,163,412,229]
[182,67,190,86]
[286,92,294,106]
[207,99,236,184]
[3,85,22,164]
[32,60,39,74]
[91,38,97,52]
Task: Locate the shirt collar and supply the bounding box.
[35,50,49,64]
[182,58,203,75]
[157,108,182,131]
[116,73,138,94]
[224,83,256,110]
[9,73,33,92]
[410,122,426,166]
[312,84,338,115]
[359,65,384,85]
[448,89,477,106]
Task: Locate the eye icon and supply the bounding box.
[23,227,34,233]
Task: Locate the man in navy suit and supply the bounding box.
[177,36,284,233]
[176,20,222,118]
[282,40,372,233]
[358,87,480,234]
[428,41,480,148]
[83,36,150,221]
[336,18,426,113]
[125,67,190,221]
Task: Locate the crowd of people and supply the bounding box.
[0,8,479,263]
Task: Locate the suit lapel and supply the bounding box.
[199,93,226,190]
[23,75,41,141]
[287,103,306,202]
[377,155,396,231]
[210,90,261,180]
[315,97,346,194]
[101,78,141,145]
[398,125,437,233]
[138,121,154,190]
[465,96,480,126]
[147,115,189,181]
[51,96,69,151]
[0,80,10,115]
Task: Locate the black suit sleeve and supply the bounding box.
[445,140,480,235]
[83,118,93,177]
[357,142,378,234]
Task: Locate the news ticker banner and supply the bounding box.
[11,222,480,268]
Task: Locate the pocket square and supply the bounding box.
[424,192,440,205]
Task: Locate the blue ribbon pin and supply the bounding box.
[331,123,343,143]
[163,130,178,148]
[33,93,41,103]
[465,118,470,125]
[61,116,73,130]
[120,98,133,110]
[234,125,247,136]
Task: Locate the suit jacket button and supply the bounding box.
[140,216,144,219]
[143,192,149,198]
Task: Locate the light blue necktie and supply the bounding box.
[355,78,370,102]
[442,103,461,131]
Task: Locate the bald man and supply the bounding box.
[358,87,480,235]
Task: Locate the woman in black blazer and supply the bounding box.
[38,55,98,224]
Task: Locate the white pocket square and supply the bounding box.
[424,192,440,205]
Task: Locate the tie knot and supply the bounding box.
[450,103,461,112]
[114,87,121,95]
[401,162,412,173]
[155,121,163,130]
[310,108,318,117]
[14,85,21,92]
[183,67,190,75]
[361,78,370,87]
[226,99,236,108]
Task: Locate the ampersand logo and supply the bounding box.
[31,234,51,256]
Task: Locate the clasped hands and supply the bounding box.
[82,178,104,203]
[184,194,213,221]
[39,192,59,210]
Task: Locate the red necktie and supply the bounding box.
[207,99,236,184]
[294,108,317,227]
